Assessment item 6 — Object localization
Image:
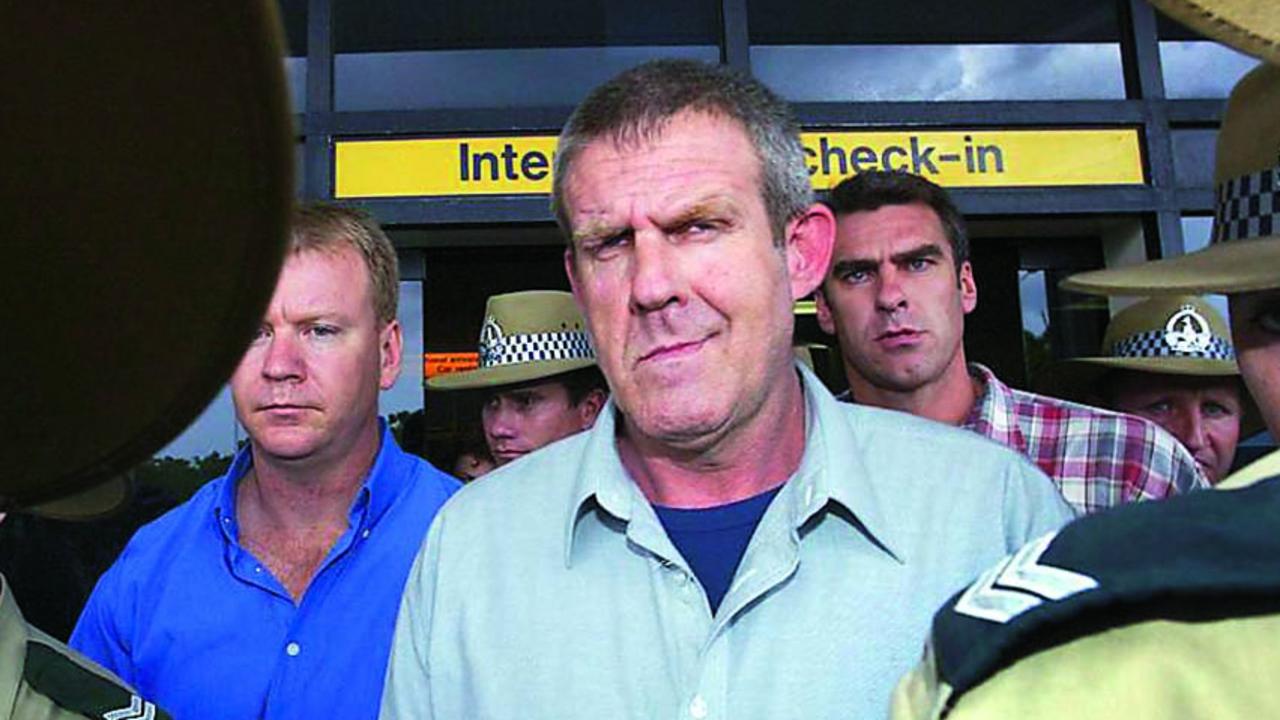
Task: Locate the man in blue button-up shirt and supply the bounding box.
[71,205,460,720]
[381,60,1071,720]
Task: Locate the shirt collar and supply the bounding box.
[562,363,900,565]
[214,418,406,539]
[963,363,1027,453]
[562,399,641,566]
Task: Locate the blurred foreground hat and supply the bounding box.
[1044,297,1264,435]
[1063,64,1280,295]
[429,291,597,390]
[1146,0,1280,65]
[1,2,294,517]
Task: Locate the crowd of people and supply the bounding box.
[3,0,1278,718]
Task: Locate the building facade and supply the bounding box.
[190,0,1263,463]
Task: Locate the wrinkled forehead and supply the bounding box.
[563,111,764,218]
[835,202,953,256]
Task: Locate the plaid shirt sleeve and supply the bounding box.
[965,365,1210,515]
[1113,413,1211,501]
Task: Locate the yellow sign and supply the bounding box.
[803,129,1144,189]
[335,128,1144,198]
[424,352,479,379]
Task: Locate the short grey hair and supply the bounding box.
[551,59,813,245]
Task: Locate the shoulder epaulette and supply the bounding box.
[931,476,1280,706]
[23,638,171,720]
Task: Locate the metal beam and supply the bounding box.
[339,186,1180,228]
[303,0,334,200]
[313,100,1154,140]
[720,0,751,71]
[791,100,1148,127]
[1119,0,1184,257]
[321,107,576,136]
[1166,99,1226,124]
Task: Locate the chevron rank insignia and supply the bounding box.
[23,640,172,720]
[954,531,1098,624]
[929,479,1280,703]
[103,696,158,720]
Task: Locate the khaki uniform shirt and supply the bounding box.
[890,475,1280,720]
[1217,448,1280,490]
[1,574,169,720]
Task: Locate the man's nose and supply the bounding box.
[260,332,305,381]
[1171,408,1208,451]
[484,403,518,439]
[875,267,908,313]
[628,231,684,315]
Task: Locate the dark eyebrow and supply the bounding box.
[831,258,878,277]
[891,243,945,265]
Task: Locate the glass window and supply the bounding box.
[1171,128,1217,189]
[1180,214,1213,253]
[748,0,1125,101]
[333,0,719,111]
[1158,14,1260,99]
[1018,269,1053,383]
[278,0,307,113]
[384,280,425,416]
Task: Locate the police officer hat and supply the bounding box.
[1042,296,1264,437]
[1064,0,1280,296]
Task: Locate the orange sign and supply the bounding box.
[425,352,479,379]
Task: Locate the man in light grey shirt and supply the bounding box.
[380,59,1073,720]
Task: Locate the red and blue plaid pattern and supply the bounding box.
[963,364,1209,515]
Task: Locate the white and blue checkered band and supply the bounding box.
[478,329,595,368]
[1213,163,1280,243]
[1111,330,1234,361]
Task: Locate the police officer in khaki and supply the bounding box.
[0,489,160,720]
[1045,296,1264,484]
[1,1,293,717]
[429,291,607,469]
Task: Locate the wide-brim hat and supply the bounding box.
[1,2,293,518]
[428,290,598,390]
[1063,63,1280,296]
[1043,296,1265,437]
[1146,0,1280,66]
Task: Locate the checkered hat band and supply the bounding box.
[1213,164,1279,243]
[1111,330,1234,361]
[479,330,594,368]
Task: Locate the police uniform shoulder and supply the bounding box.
[23,630,170,720]
[929,476,1280,704]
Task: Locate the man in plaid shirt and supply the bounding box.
[815,170,1206,514]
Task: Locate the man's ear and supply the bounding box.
[379,319,404,390]
[815,288,837,336]
[784,203,836,301]
[959,261,978,315]
[577,388,607,429]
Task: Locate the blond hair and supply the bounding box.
[289,203,399,324]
